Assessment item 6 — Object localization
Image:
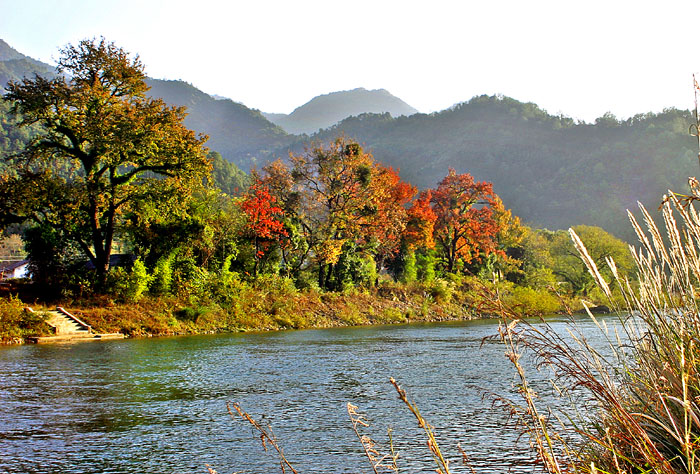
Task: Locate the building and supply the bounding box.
[0,260,30,280]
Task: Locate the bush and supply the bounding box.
[427,279,452,304]
[503,285,561,317]
[0,296,51,341]
[108,258,152,302]
[150,253,174,296]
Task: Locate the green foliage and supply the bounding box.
[550,225,634,295]
[0,295,51,341]
[208,151,249,196]
[23,224,82,297]
[150,253,175,296]
[427,279,452,304]
[417,250,437,282]
[330,248,378,291]
[503,286,561,317]
[401,250,417,283]
[109,258,152,303]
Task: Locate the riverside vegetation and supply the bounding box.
[0,38,637,343]
[0,39,632,340]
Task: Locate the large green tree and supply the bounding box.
[1,38,210,286]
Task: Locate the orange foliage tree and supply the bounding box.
[403,190,437,251]
[431,169,501,272]
[259,137,414,288]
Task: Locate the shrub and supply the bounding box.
[109,258,152,302]
[503,285,560,317]
[401,250,417,283]
[150,253,174,296]
[0,296,51,341]
[427,279,452,304]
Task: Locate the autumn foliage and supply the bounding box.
[239,182,287,276]
[431,169,500,272]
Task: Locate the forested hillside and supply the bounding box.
[0,39,54,88]
[305,95,697,240]
[145,79,294,167]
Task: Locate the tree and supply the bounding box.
[260,137,413,289]
[431,169,500,272]
[239,182,287,277]
[1,38,210,287]
[404,190,437,251]
[550,225,634,295]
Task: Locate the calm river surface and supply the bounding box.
[0,315,619,473]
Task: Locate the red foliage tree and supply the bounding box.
[239,182,287,276]
[431,169,500,272]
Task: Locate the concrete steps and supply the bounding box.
[25,306,125,344]
[43,307,92,335]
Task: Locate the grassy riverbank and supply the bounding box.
[0,274,591,343]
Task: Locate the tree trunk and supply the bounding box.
[318,262,325,288]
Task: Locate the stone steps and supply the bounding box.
[43,307,92,335]
[25,306,125,344]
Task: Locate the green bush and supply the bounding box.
[504,285,560,317]
[401,250,417,283]
[0,296,51,340]
[109,258,152,302]
[150,253,174,296]
[427,279,452,304]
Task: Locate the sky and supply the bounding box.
[1,0,698,122]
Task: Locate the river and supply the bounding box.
[0,314,619,473]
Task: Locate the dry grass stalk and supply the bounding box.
[495,190,700,474]
[347,402,399,473]
[389,377,453,474]
[227,401,299,474]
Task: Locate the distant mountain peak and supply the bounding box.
[264,88,418,135]
[0,39,56,90]
[0,39,27,62]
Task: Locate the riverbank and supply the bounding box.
[0,275,586,345]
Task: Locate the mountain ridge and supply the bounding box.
[263,87,418,135]
[1,38,696,241]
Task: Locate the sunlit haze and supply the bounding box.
[2,0,698,122]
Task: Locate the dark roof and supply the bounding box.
[84,254,137,270]
[0,260,28,272]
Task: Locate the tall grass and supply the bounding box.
[498,191,700,474]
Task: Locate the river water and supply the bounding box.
[0,314,619,473]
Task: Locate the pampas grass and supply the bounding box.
[498,188,700,474]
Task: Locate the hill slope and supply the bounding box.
[0,39,55,88]
[301,96,697,241]
[264,87,418,135]
[145,79,293,166]
[0,39,293,168]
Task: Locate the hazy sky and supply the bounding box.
[2,0,698,122]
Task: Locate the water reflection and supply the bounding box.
[0,316,619,473]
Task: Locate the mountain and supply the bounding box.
[302,96,697,241]
[263,88,418,135]
[2,39,696,240]
[0,40,293,168]
[145,79,293,167]
[0,39,55,88]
